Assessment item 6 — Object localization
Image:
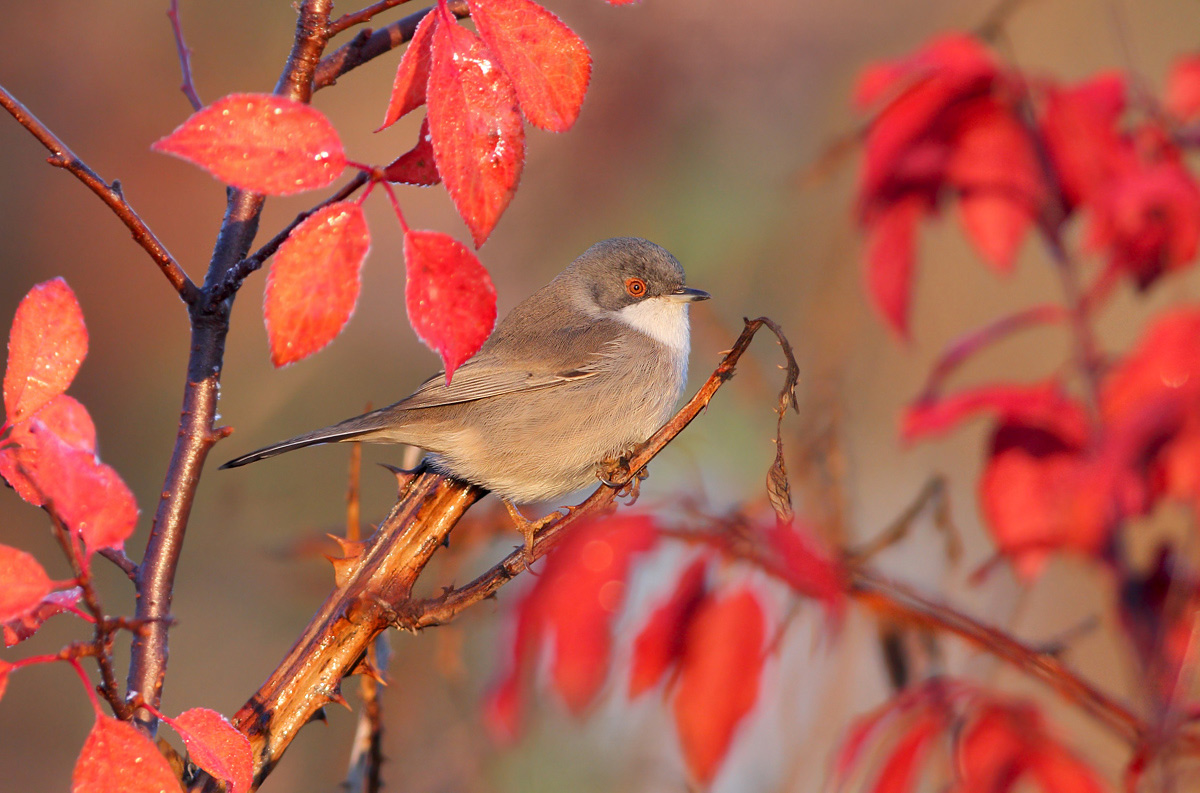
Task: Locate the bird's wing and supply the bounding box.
[395,321,621,411]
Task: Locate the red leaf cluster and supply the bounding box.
[834,681,1107,793]
[855,37,1200,336]
[263,202,371,368]
[152,94,347,196]
[0,281,138,569]
[379,0,591,246]
[485,515,657,739]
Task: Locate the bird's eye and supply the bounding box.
[625,277,647,298]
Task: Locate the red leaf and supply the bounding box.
[152,94,347,196]
[1,395,98,506]
[378,10,439,130]
[869,713,941,793]
[264,202,370,367]
[1039,74,1126,209]
[24,427,138,558]
[4,278,87,426]
[672,587,766,785]
[0,659,10,704]
[4,587,84,647]
[0,544,54,623]
[384,117,441,186]
[73,714,183,793]
[469,0,591,132]
[427,8,525,246]
[903,381,1088,443]
[1166,55,1200,122]
[170,708,252,793]
[403,229,497,381]
[864,196,924,337]
[763,519,846,615]
[628,557,708,697]
[946,100,1043,271]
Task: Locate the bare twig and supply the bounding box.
[330,0,416,36]
[314,0,470,92]
[98,548,139,581]
[166,0,203,110]
[0,85,198,303]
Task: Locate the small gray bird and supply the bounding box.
[221,237,709,517]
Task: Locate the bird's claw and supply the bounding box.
[597,457,648,504]
[503,500,562,561]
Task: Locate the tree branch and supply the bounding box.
[329,0,417,36]
[0,84,198,303]
[166,0,203,111]
[125,0,337,738]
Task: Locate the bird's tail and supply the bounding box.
[219,409,401,469]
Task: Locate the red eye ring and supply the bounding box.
[625,277,647,297]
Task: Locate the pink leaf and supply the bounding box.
[865,197,924,338]
[427,6,525,246]
[24,428,138,558]
[0,395,98,506]
[384,117,441,186]
[4,587,85,647]
[152,93,347,196]
[469,0,592,132]
[170,708,253,793]
[378,10,439,130]
[403,229,497,381]
[0,544,54,623]
[73,714,183,793]
[264,202,370,368]
[4,278,88,425]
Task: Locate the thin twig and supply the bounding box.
[166,0,203,110]
[98,548,139,581]
[314,0,470,92]
[329,0,416,36]
[0,85,198,303]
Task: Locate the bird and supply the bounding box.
[221,237,709,541]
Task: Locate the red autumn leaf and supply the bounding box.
[378,10,439,130]
[482,672,523,743]
[1166,55,1200,122]
[263,201,370,368]
[0,395,98,506]
[903,381,1088,443]
[73,714,183,793]
[403,229,498,381]
[672,587,766,785]
[868,713,942,793]
[0,659,10,703]
[24,427,138,558]
[469,0,591,132]
[763,519,845,614]
[4,278,88,426]
[1085,158,1200,290]
[946,99,1043,271]
[384,117,441,185]
[628,556,708,697]
[170,708,253,793]
[427,6,525,246]
[864,196,924,337]
[4,587,85,647]
[486,515,657,735]
[0,544,54,623]
[152,93,347,196]
[1039,73,1126,209]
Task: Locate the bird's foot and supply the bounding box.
[597,457,648,504]
[503,500,562,559]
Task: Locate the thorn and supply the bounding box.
[308,707,328,725]
[328,688,351,711]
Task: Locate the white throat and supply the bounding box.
[615,297,691,353]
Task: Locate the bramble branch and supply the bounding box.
[0,85,197,302]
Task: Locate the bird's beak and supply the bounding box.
[667,286,711,303]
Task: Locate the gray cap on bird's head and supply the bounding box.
[558,237,709,312]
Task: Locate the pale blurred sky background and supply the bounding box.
[2,1,1200,791]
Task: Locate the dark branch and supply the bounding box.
[329,0,417,36]
[0,84,199,303]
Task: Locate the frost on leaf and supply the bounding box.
[264,202,370,368]
[379,10,439,130]
[384,117,441,186]
[427,8,525,246]
[170,708,253,793]
[152,93,347,196]
[403,229,497,381]
[0,544,54,623]
[4,278,87,426]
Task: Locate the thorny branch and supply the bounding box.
[0,85,198,303]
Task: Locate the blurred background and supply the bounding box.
[2,0,1200,790]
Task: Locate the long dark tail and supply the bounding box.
[219,405,407,469]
